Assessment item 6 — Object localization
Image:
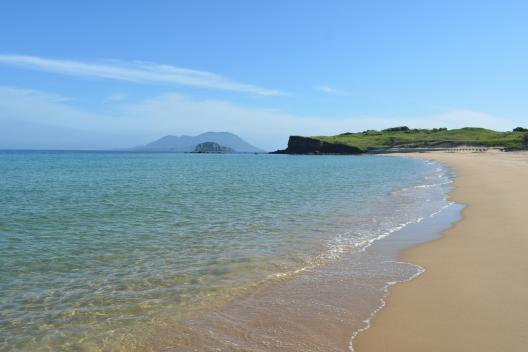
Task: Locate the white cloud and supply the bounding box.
[0,86,522,151]
[0,54,283,96]
[316,84,348,95]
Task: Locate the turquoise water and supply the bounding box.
[0,152,452,351]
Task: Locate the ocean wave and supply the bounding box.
[413,180,453,189]
[267,159,455,286]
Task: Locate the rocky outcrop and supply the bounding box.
[193,142,234,153]
[272,136,363,154]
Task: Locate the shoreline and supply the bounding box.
[140,156,461,352]
[355,151,528,351]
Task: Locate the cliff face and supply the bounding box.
[273,136,363,154]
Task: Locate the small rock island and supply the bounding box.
[193,142,234,153]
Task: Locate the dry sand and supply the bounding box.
[355,151,528,352]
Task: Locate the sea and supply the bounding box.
[0,151,461,351]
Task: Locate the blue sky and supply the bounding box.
[1,1,527,150]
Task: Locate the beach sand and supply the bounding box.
[355,151,528,352]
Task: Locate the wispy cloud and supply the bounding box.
[105,92,127,102]
[316,84,348,95]
[0,54,283,96]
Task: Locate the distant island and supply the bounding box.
[193,142,234,153]
[132,132,264,153]
[273,127,528,154]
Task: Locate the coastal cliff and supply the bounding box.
[272,127,528,155]
[272,136,363,154]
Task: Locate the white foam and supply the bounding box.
[413,180,452,189]
[429,201,454,217]
[348,261,426,352]
[348,261,425,352]
[346,163,456,351]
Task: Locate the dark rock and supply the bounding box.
[271,136,363,155]
[193,142,234,153]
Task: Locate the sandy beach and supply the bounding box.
[355,151,528,352]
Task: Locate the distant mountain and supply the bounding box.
[193,142,234,153]
[132,132,265,153]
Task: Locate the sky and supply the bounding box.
[1,1,527,151]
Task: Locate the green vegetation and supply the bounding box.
[312,127,527,152]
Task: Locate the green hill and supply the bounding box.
[276,127,528,154]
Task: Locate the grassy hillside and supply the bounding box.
[312,127,527,152]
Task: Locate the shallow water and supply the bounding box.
[0,152,454,351]
[142,205,462,352]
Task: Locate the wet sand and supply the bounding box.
[356,151,528,352]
